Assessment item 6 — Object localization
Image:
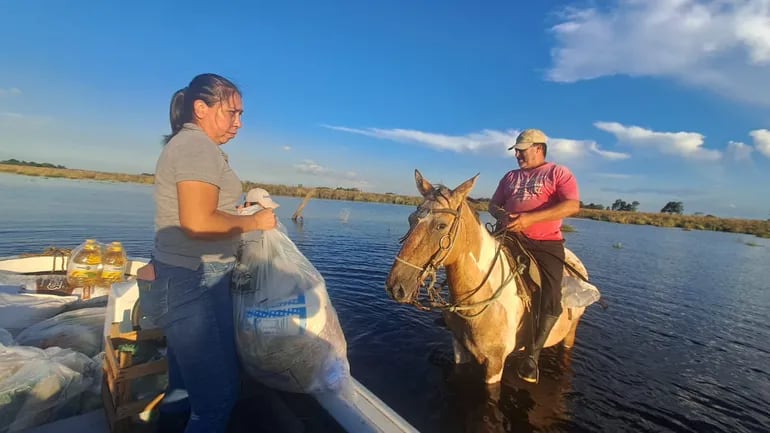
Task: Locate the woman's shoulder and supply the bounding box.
[166,125,218,155]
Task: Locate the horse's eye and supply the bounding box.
[436,222,448,231]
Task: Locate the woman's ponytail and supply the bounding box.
[163,87,188,145]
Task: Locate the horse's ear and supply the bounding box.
[452,172,479,200]
[415,169,434,197]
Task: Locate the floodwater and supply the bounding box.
[1,172,768,432]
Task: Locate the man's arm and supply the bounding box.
[488,178,508,221]
[488,201,507,221]
[506,199,579,232]
[507,166,580,232]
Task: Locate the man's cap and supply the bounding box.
[508,129,547,151]
[245,188,280,209]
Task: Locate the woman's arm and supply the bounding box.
[177,180,276,239]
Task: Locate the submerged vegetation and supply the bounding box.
[2,163,769,239]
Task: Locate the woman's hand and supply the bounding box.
[136,263,156,281]
[253,208,277,230]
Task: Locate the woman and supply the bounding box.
[138,73,276,433]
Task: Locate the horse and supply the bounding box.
[385,169,589,386]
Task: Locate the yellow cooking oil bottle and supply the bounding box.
[100,241,127,286]
[67,239,103,288]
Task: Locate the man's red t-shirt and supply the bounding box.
[489,162,579,241]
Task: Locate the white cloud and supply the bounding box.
[323,124,629,161]
[295,160,329,176]
[595,121,721,161]
[548,138,586,159]
[293,159,371,189]
[547,0,770,105]
[588,141,631,160]
[282,145,291,151]
[749,129,770,157]
[549,138,630,160]
[321,124,518,153]
[726,141,754,161]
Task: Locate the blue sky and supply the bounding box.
[1,0,769,219]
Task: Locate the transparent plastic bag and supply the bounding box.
[0,329,12,347]
[0,293,78,337]
[14,307,106,357]
[0,271,37,293]
[561,276,601,308]
[0,345,99,432]
[233,206,351,395]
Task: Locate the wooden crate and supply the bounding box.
[102,323,168,433]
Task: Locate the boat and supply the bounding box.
[0,254,419,433]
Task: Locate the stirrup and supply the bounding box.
[517,356,539,384]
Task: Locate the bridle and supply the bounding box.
[395,201,462,283]
[393,199,518,319]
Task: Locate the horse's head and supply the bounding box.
[385,169,479,305]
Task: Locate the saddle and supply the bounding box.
[495,229,542,309]
[494,228,596,321]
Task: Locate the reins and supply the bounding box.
[488,223,609,310]
[395,201,522,319]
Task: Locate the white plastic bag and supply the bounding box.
[0,329,13,347]
[233,205,351,395]
[0,345,99,432]
[561,276,601,308]
[0,293,78,337]
[15,307,106,357]
[0,271,37,293]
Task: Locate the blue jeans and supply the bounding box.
[138,260,240,433]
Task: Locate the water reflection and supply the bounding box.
[1,176,769,432]
[432,345,576,433]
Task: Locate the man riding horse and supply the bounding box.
[488,128,580,383]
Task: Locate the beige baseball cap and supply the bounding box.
[245,188,280,209]
[508,129,547,151]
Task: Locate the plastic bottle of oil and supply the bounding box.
[67,239,103,288]
[100,241,127,286]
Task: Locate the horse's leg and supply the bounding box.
[483,351,505,385]
[452,337,473,364]
[562,316,580,349]
[447,338,475,385]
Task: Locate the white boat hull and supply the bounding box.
[1,255,419,433]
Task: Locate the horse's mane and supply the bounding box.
[427,184,482,225]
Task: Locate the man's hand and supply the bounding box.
[505,213,534,232]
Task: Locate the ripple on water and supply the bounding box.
[0,177,768,432]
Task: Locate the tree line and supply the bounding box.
[1,159,66,169]
[581,199,685,214]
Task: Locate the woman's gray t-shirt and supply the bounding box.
[152,123,244,270]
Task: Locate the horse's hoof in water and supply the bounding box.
[517,356,539,383]
[428,348,453,367]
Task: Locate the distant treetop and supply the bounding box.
[1,158,66,169]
